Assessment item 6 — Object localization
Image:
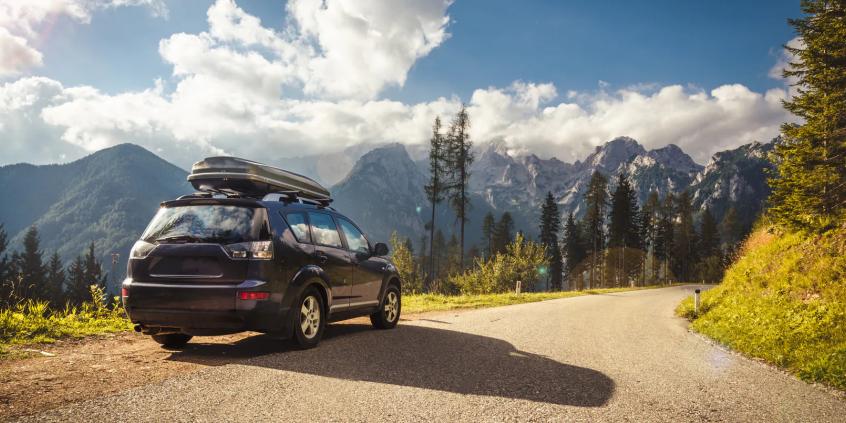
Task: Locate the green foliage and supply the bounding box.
[538,192,563,290]
[492,212,514,255]
[582,171,609,288]
[443,106,474,268]
[607,172,643,287]
[451,233,547,294]
[678,227,846,390]
[0,284,132,355]
[563,212,585,290]
[769,1,846,231]
[389,231,424,295]
[425,116,447,291]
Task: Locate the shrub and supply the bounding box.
[451,233,547,294]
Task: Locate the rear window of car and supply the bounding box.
[307,212,342,248]
[142,205,270,244]
[284,212,311,243]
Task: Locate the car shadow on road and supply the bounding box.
[167,323,615,407]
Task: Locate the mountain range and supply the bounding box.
[0,137,776,292]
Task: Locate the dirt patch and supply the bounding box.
[0,314,449,420]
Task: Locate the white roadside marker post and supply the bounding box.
[694,288,701,316]
[516,280,522,294]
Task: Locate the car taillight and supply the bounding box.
[224,241,273,260]
[129,240,155,259]
[121,287,129,297]
[238,291,270,300]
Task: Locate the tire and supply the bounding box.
[151,333,192,348]
[370,284,401,329]
[290,286,326,349]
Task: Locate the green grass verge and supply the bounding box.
[0,300,133,357]
[676,227,846,391]
[404,285,662,314]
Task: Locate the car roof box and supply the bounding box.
[188,156,331,200]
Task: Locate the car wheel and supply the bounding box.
[291,286,325,349]
[370,285,401,329]
[151,333,192,348]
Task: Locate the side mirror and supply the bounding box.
[373,242,389,256]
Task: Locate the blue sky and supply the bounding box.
[0,0,800,167]
[39,0,797,101]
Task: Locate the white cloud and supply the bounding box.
[0,28,43,77]
[0,0,168,77]
[467,83,793,163]
[769,37,804,97]
[0,0,795,169]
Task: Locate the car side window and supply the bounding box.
[307,212,342,248]
[284,212,311,243]
[337,218,369,254]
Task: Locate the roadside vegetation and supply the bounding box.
[1,285,132,356]
[677,226,846,390]
[679,1,846,391]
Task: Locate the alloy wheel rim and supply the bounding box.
[384,291,398,322]
[300,295,320,339]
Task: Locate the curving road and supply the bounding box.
[21,285,845,422]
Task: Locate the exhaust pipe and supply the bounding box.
[135,324,180,336]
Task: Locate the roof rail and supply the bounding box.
[262,191,334,209]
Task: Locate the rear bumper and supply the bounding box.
[123,278,289,335]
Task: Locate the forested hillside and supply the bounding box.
[0,144,191,293]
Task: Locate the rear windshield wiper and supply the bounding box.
[155,235,203,244]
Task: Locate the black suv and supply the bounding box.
[122,193,401,349]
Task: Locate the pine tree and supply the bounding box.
[492,212,514,254]
[697,208,722,282]
[446,233,461,277]
[481,211,495,258]
[46,252,66,307]
[640,191,661,284]
[769,0,846,231]
[654,193,675,283]
[583,171,609,288]
[719,205,743,247]
[444,106,474,269]
[66,256,88,305]
[563,212,586,290]
[433,229,446,282]
[538,192,563,290]
[699,208,720,259]
[425,116,447,289]
[17,226,48,301]
[0,224,9,305]
[671,191,697,281]
[83,242,106,292]
[607,172,641,287]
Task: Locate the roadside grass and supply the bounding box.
[676,226,846,391]
[404,285,669,314]
[0,288,133,357]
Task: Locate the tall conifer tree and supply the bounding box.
[770,0,846,230]
[444,106,474,269]
[583,171,609,288]
[563,212,586,290]
[538,192,563,290]
[425,117,447,290]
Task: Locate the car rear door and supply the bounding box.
[306,211,354,312]
[336,217,383,308]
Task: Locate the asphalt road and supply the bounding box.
[20,285,845,422]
